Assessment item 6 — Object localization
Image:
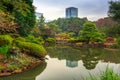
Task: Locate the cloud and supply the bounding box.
[33,0,112,21]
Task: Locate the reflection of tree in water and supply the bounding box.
[46,46,81,68]
[46,46,81,61]
[0,62,47,80]
[102,49,120,63]
[46,47,104,69]
[81,48,103,70]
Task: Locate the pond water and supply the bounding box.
[1,46,120,80]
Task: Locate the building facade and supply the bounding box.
[66,7,78,18]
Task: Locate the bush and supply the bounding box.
[68,38,79,43]
[16,37,26,42]
[46,37,56,43]
[0,35,13,46]
[26,35,44,45]
[117,37,120,46]
[0,46,10,57]
[36,37,44,45]
[10,34,20,38]
[15,40,46,57]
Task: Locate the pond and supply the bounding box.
[1,46,120,80]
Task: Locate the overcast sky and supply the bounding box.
[33,0,115,21]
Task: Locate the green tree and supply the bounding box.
[0,0,36,36]
[108,0,120,39]
[36,15,50,39]
[48,17,87,35]
[48,23,61,36]
[108,1,120,22]
[0,0,18,34]
[105,25,120,37]
[13,0,36,36]
[37,15,45,29]
[79,21,104,44]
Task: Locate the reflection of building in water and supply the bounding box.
[66,60,78,68]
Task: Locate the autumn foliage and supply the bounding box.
[0,11,19,34]
[95,17,118,28]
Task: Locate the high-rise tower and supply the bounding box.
[66,7,78,18]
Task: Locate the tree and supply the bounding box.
[36,15,50,39]
[48,17,87,35]
[95,17,118,28]
[13,0,36,36]
[108,1,120,37]
[108,1,120,22]
[105,25,120,37]
[79,21,104,44]
[0,0,36,36]
[0,0,18,34]
[0,10,18,34]
[37,15,45,29]
[48,23,61,36]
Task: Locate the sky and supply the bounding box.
[33,0,115,21]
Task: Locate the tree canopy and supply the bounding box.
[108,1,120,22]
[37,15,45,29]
[48,17,87,35]
[0,0,36,36]
[79,21,104,44]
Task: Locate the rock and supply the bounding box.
[22,67,27,71]
[14,69,22,73]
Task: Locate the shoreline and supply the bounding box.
[0,59,43,77]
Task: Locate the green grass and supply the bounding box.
[88,67,120,80]
[100,67,120,80]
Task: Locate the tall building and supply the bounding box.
[66,7,78,18]
[35,12,43,19]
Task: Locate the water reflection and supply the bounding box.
[47,46,81,61]
[101,49,120,63]
[81,48,103,70]
[0,62,47,80]
[46,46,104,69]
[66,60,78,68]
[46,46,81,68]
[1,47,120,80]
[36,46,120,80]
